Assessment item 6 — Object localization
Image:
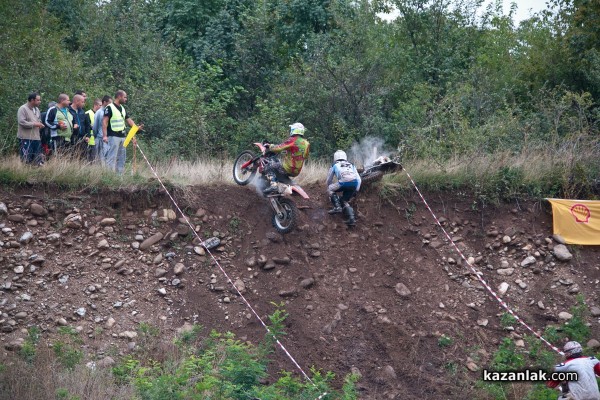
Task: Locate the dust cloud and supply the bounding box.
[349,137,392,168]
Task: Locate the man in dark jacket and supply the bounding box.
[69,94,91,159]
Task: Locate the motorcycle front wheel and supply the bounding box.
[233,150,257,186]
[271,198,298,234]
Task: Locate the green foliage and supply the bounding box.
[55,387,81,400]
[438,335,453,348]
[53,342,83,370]
[491,338,525,371]
[53,326,83,370]
[228,216,241,233]
[524,335,557,370]
[562,295,591,343]
[475,380,509,400]
[525,384,560,400]
[110,308,356,399]
[174,324,203,348]
[19,326,41,363]
[500,312,517,329]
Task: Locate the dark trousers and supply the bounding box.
[19,139,42,165]
[264,157,288,182]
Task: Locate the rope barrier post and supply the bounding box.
[132,142,328,399]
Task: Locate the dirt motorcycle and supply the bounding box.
[358,155,403,185]
[233,142,309,234]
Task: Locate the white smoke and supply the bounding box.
[349,137,393,169]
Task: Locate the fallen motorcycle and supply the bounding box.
[359,155,403,184]
[233,142,309,234]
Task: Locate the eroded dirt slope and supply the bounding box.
[1,183,600,399]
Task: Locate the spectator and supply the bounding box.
[85,98,102,162]
[69,94,90,158]
[102,90,143,174]
[17,92,45,165]
[75,90,88,107]
[40,101,56,161]
[45,94,73,152]
[94,95,112,165]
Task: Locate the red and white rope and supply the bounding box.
[403,169,563,355]
[134,143,327,398]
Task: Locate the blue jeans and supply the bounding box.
[328,180,359,202]
[19,139,42,164]
[106,136,126,174]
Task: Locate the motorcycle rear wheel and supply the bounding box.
[271,198,298,234]
[233,150,257,186]
[360,169,384,184]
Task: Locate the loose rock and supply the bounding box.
[19,231,34,244]
[521,256,536,267]
[140,232,164,251]
[395,283,411,298]
[559,312,573,321]
[498,282,509,296]
[552,234,566,244]
[194,246,206,256]
[100,218,117,226]
[174,263,185,275]
[234,279,246,294]
[30,203,48,217]
[466,362,479,372]
[553,244,573,261]
[300,277,315,288]
[497,268,514,276]
[587,339,600,349]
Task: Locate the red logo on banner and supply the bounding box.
[570,203,591,223]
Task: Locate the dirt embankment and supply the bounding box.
[1,183,600,399]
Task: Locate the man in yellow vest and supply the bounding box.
[102,90,143,174]
[85,99,102,162]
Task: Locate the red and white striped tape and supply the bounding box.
[403,169,563,355]
[134,143,328,398]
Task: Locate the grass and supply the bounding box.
[2,138,599,203]
[0,154,329,189]
[383,144,600,202]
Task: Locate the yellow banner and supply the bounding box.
[547,199,600,245]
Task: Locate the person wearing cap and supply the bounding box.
[325,150,361,226]
[547,341,600,399]
[262,122,310,195]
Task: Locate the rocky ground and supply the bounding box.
[1,183,600,399]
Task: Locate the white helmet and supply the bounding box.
[563,341,582,357]
[333,150,347,162]
[289,122,305,136]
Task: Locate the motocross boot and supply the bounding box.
[342,202,356,226]
[328,194,343,214]
[263,173,279,195]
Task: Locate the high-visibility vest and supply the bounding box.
[108,103,126,132]
[86,110,95,145]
